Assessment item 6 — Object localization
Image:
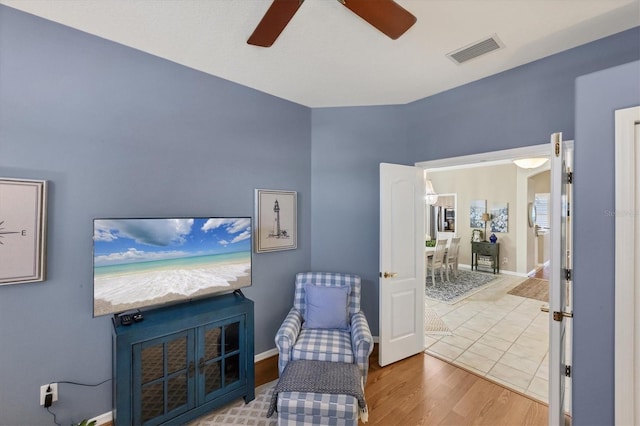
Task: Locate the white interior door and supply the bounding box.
[379,163,425,367]
[549,132,573,425]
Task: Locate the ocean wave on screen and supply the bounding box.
[94,263,250,305]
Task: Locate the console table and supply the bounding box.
[471,241,500,274]
[112,292,254,425]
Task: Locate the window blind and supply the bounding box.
[535,193,550,228]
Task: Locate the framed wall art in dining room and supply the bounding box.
[254,189,297,253]
[490,201,509,233]
[0,178,48,285]
[470,199,486,228]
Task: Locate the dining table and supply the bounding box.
[425,245,447,257]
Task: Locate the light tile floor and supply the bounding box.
[425,273,571,409]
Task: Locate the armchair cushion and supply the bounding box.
[303,284,350,330]
[292,329,354,364]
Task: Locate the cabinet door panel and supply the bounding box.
[225,354,240,386]
[167,373,188,412]
[199,317,245,402]
[167,336,188,374]
[226,322,240,353]
[141,344,164,383]
[133,330,195,425]
[204,360,222,394]
[140,382,164,423]
[204,327,222,359]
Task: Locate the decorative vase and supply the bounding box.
[490,233,498,243]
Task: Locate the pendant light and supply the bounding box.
[425,179,438,205]
[513,158,548,169]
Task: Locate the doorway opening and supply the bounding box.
[416,143,569,414]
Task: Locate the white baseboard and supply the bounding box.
[531,261,550,275]
[458,263,527,277]
[500,270,528,278]
[89,411,113,426]
[255,347,278,362]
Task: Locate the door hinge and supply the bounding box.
[553,311,574,321]
[565,365,571,377]
[566,171,573,184]
[565,268,572,281]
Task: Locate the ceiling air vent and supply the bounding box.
[447,34,504,64]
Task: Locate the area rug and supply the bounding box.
[507,277,549,302]
[425,307,452,335]
[426,270,500,304]
[189,380,277,425]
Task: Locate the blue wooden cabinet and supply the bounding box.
[112,293,255,425]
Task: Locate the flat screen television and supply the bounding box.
[93,217,252,317]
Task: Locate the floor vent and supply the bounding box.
[447,34,504,64]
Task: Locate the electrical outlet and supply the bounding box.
[40,383,58,406]
[502,257,508,264]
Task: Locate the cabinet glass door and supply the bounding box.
[199,317,244,402]
[133,330,196,425]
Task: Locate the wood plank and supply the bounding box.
[255,353,279,387]
[362,345,552,425]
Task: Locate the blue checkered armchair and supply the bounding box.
[275,272,374,385]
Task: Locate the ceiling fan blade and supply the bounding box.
[339,0,416,40]
[247,0,304,47]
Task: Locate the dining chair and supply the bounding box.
[445,237,461,281]
[426,239,448,285]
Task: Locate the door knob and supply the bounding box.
[382,272,398,278]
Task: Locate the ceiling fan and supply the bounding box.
[247,0,417,47]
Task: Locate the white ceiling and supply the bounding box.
[2,0,638,107]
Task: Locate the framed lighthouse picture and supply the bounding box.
[254,189,297,253]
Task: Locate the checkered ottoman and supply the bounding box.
[276,391,359,426]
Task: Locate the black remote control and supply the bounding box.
[119,314,133,326]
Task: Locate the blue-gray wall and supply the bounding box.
[311,106,410,334]
[2,3,639,425]
[573,60,640,426]
[0,6,310,425]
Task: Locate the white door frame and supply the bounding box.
[416,142,571,419]
[614,106,640,425]
[548,133,573,425]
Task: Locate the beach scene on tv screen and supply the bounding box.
[93,218,251,316]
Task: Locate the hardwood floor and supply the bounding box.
[363,345,549,425]
[534,263,550,279]
[255,352,279,387]
[257,345,551,425]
